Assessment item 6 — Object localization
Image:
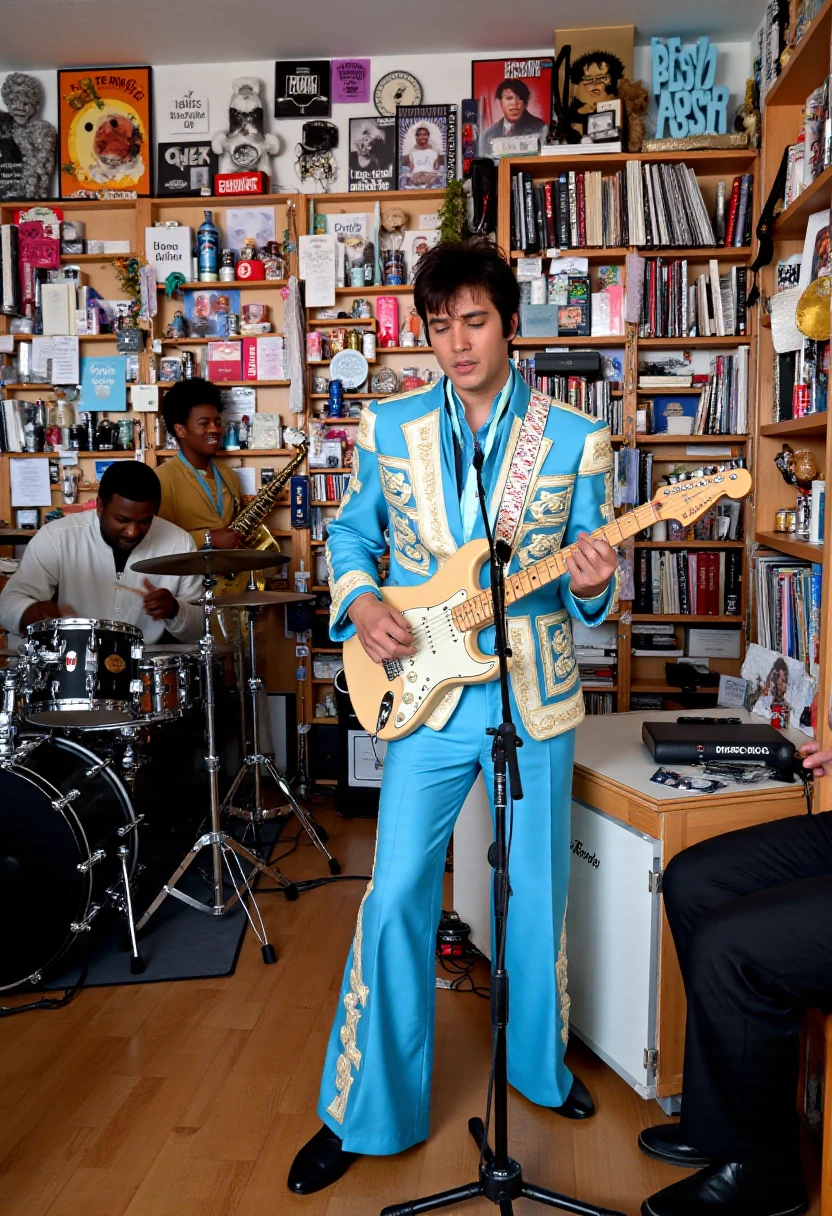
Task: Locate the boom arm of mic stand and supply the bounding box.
[473,446,523,803]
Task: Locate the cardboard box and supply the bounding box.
[207,340,242,381]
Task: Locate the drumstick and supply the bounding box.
[114,582,144,597]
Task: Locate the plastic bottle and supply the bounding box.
[197,210,220,282]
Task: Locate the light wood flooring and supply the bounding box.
[0,807,822,1215]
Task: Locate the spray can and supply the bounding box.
[197,210,220,282]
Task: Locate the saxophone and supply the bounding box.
[222,427,307,593]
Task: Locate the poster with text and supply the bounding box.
[58,66,153,198]
[332,59,371,104]
[471,57,551,157]
[349,117,395,191]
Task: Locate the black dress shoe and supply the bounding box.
[552,1075,595,1120]
[638,1122,714,1169]
[287,1125,359,1195]
[642,1161,808,1216]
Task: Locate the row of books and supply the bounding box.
[638,258,748,339]
[717,176,754,248]
[755,554,821,679]
[583,691,615,715]
[576,643,617,688]
[634,548,743,616]
[693,351,749,435]
[310,507,332,543]
[511,161,725,253]
[514,361,623,432]
[310,473,350,503]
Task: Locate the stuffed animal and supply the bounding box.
[617,76,650,153]
[212,77,279,174]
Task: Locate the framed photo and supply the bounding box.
[15,509,38,530]
[348,117,395,192]
[587,109,616,138]
[396,105,456,190]
[58,66,153,198]
[274,61,331,118]
[157,140,218,196]
[471,58,552,158]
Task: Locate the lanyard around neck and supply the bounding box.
[178,450,225,520]
[446,374,512,543]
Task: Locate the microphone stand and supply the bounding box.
[382,449,623,1216]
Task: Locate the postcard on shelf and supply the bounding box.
[225,206,276,256]
[650,395,698,434]
[130,385,160,412]
[183,287,241,338]
[79,356,127,413]
[145,226,193,279]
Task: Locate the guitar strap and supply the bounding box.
[494,390,552,550]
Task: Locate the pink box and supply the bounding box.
[376,296,400,348]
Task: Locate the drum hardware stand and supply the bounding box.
[0,668,18,763]
[221,585,340,878]
[135,557,288,965]
[382,452,625,1216]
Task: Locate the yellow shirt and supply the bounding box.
[156,453,239,548]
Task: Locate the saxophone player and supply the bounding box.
[156,379,245,549]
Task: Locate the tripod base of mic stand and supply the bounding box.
[380,1117,626,1216]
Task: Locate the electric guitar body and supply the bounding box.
[343,468,753,742]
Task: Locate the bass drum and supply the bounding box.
[0,734,137,992]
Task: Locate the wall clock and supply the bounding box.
[374,71,423,117]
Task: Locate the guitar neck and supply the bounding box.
[452,500,659,632]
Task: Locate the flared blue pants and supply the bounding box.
[317,681,575,1154]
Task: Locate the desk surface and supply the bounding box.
[574,708,808,808]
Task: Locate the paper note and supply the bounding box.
[130,385,160,412]
[516,257,543,280]
[0,335,13,353]
[233,466,257,496]
[10,457,52,507]
[51,335,80,385]
[299,235,336,307]
[31,336,54,377]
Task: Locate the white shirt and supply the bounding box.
[410,146,440,172]
[0,510,204,645]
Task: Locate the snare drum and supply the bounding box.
[24,618,142,729]
[137,653,195,722]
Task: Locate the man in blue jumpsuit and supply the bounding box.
[289,239,619,1194]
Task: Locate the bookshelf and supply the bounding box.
[754,2,832,810]
[496,149,759,715]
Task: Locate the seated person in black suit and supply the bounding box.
[639,742,832,1216]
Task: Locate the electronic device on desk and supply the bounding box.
[642,720,808,785]
[533,351,604,379]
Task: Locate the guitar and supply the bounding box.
[343,468,752,741]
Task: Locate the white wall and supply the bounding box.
[1,41,752,199]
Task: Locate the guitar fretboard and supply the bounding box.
[451,500,659,633]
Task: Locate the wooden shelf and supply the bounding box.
[378,345,434,354]
[760,415,828,438]
[636,540,745,549]
[764,0,832,106]
[630,679,717,695]
[774,165,832,238]
[335,285,415,296]
[62,252,136,262]
[7,449,137,458]
[511,335,624,347]
[10,333,116,342]
[312,647,341,653]
[637,387,703,395]
[580,683,618,692]
[311,585,329,593]
[630,614,742,623]
[638,336,751,348]
[755,531,824,561]
[310,393,376,400]
[505,149,757,176]
[312,677,336,684]
[511,246,751,262]
[157,379,289,388]
[157,279,287,291]
[309,318,376,329]
[636,434,748,444]
[1,196,138,210]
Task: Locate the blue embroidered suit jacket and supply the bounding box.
[326,372,618,740]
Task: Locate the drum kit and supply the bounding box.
[0,545,338,994]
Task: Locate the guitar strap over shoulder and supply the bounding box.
[494,390,552,550]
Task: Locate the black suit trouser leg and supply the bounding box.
[661,810,832,1167]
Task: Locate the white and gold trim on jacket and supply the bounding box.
[506,615,585,741]
[403,410,457,567]
[356,407,377,453]
[578,426,613,477]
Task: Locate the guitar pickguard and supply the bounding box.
[382,589,497,731]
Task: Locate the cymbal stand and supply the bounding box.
[136,559,291,964]
[221,592,341,877]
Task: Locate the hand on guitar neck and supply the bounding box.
[565,532,618,599]
[348,593,416,664]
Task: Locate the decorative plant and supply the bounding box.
[439,179,466,244]
[111,255,142,325]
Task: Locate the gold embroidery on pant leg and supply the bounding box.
[556,902,570,1047]
[326,870,375,1123]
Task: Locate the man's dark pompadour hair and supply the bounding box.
[412,239,520,338]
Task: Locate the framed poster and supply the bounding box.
[274,61,331,118]
[156,141,217,196]
[396,105,456,190]
[349,117,395,192]
[58,66,153,198]
[471,58,552,157]
[332,59,371,104]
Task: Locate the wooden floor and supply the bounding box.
[0,806,822,1216]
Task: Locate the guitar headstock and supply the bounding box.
[651,468,752,524]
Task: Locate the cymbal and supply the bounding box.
[213,590,315,607]
[144,642,235,656]
[132,549,289,576]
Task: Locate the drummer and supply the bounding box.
[0,462,203,645]
[155,379,245,549]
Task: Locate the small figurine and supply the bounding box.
[0,72,57,199]
[212,78,280,174]
[164,310,189,340]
